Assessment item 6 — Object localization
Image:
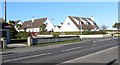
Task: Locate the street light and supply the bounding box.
[4,0,7,22]
[79,18,82,40]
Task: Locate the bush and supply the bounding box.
[54,31,107,35]
[52,33,60,38]
[16,31,31,38]
[39,31,51,35]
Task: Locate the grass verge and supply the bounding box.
[32,39,80,47]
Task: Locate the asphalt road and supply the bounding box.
[2,37,119,65]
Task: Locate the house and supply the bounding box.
[14,20,23,32]
[55,16,99,32]
[19,17,54,33]
[53,25,61,32]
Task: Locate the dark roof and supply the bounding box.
[14,20,20,25]
[20,18,47,29]
[68,16,99,29]
[57,26,61,28]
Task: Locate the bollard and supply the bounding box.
[27,37,32,46]
[1,38,7,49]
[79,36,83,41]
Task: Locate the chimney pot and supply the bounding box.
[32,17,34,22]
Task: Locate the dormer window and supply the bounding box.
[46,23,48,25]
[68,22,70,25]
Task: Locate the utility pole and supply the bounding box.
[79,18,82,40]
[4,0,7,22]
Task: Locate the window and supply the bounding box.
[68,22,70,25]
[87,22,91,25]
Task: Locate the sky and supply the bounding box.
[1,2,118,30]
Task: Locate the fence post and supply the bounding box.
[27,37,32,46]
[1,38,7,49]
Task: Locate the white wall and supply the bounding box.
[37,34,111,38]
[15,21,23,32]
[45,19,54,31]
[54,26,61,32]
[19,29,24,32]
[26,28,39,32]
[59,17,79,32]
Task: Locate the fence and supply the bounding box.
[29,36,80,45]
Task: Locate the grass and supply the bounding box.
[11,38,27,40]
[32,39,80,47]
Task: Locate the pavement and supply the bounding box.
[2,37,119,64]
[62,46,118,63]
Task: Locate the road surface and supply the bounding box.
[2,37,119,65]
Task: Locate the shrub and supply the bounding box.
[39,31,51,35]
[16,31,31,38]
[52,33,60,38]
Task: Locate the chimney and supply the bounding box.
[32,17,35,22]
[90,16,95,21]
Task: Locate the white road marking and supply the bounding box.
[62,46,118,63]
[93,44,97,45]
[61,47,81,52]
[3,53,51,62]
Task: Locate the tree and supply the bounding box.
[100,25,108,31]
[9,20,18,38]
[113,23,120,32]
[100,25,108,34]
[16,24,22,28]
[8,20,15,26]
[39,24,46,34]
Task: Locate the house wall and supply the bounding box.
[54,26,61,32]
[59,17,80,32]
[26,28,39,32]
[45,19,54,31]
[15,21,23,32]
[19,29,24,31]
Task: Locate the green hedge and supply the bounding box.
[16,31,31,38]
[54,31,106,35]
[52,33,60,37]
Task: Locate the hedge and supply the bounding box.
[16,31,31,38]
[53,31,106,35]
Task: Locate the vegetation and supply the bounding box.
[100,25,108,31]
[52,33,60,37]
[53,31,106,35]
[16,24,22,28]
[9,20,18,38]
[39,24,46,34]
[16,31,31,38]
[113,23,120,32]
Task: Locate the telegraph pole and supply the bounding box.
[4,0,7,22]
[79,18,82,40]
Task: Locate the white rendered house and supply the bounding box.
[55,16,99,32]
[19,17,54,32]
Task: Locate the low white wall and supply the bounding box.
[80,34,111,38]
[37,34,111,38]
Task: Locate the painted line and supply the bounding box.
[93,44,97,45]
[3,53,51,62]
[61,47,81,52]
[62,46,118,63]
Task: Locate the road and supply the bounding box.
[2,37,119,65]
